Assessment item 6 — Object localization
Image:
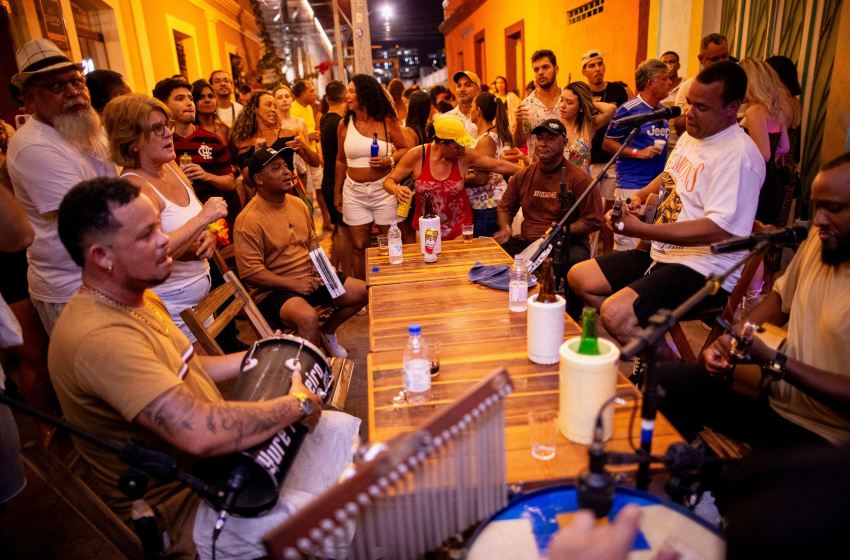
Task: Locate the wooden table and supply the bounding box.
[367,339,683,485]
[365,238,512,287]
[369,276,548,352]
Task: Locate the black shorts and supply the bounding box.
[595,250,729,328]
[256,272,348,325]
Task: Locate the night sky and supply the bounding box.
[368,0,445,55]
[313,0,446,64]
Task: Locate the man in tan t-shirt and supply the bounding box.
[657,153,850,448]
[234,147,367,358]
[48,177,356,559]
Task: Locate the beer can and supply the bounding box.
[424,228,438,262]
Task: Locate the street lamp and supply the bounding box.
[380,4,392,20]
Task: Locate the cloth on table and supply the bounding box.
[468,261,538,292]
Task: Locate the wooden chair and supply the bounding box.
[180,270,273,356]
[668,251,766,364]
[212,243,236,276]
[19,435,144,559]
[180,271,352,411]
[211,246,339,358]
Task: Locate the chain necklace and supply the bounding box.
[81,285,171,336]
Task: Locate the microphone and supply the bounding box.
[576,417,617,518]
[611,106,681,129]
[212,464,250,541]
[710,226,808,254]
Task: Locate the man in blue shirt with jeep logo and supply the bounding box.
[604,59,672,250]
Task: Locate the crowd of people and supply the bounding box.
[0,29,847,560]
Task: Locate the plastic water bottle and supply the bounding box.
[403,324,431,404]
[388,221,403,264]
[371,133,380,157]
[509,255,528,312]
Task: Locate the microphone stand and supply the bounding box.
[619,241,770,491]
[0,390,229,560]
[529,126,642,279]
[551,167,573,297]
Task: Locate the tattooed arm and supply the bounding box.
[134,370,322,457]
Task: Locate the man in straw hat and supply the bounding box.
[6,39,117,334]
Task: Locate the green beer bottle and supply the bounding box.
[577,306,601,355]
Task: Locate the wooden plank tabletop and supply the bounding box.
[367,339,684,485]
[365,237,512,287]
[368,276,557,352]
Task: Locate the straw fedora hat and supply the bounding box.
[11,39,81,88]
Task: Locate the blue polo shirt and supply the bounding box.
[605,95,670,191]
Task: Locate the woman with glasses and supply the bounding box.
[103,94,228,350]
[384,115,520,240]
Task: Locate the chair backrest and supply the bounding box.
[212,244,236,277]
[20,438,145,560]
[696,249,767,361]
[180,271,273,355]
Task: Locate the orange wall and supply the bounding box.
[444,0,644,95]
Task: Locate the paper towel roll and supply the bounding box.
[527,294,566,364]
[558,337,620,444]
[418,216,441,254]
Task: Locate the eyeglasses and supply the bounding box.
[149,121,174,138]
[30,76,87,94]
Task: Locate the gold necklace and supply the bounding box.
[82,285,171,337]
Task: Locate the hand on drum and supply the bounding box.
[548,504,644,560]
[289,369,322,432]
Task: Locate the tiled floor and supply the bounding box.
[0,206,714,558]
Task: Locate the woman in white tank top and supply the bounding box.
[467,92,514,238]
[334,75,411,279]
[103,94,228,348]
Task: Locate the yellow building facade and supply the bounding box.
[2,0,262,97]
[442,0,850,192]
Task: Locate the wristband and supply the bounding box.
[762,351,787,382]
[631,148,638,158]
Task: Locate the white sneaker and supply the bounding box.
[325,333,348,358]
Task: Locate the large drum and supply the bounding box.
[193,335,334,517]
[467,485,725,560]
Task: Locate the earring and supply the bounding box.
[108,264,113,273]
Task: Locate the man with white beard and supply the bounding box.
[7,39,117,334]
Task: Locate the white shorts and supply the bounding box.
[341,175,398,226]
[306,165,323,194]
[154,273,212,343]
[31,298,67,336]
[588,163,617,201]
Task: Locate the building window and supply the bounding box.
[173,30,189,79]
[567,0,604,25]
[71,1,109,71]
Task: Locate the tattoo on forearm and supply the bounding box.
[138,385,299,453]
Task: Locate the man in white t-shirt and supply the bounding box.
[568,62,764,365]
[210,70,243,127]
[6,39,117,334]
[445,70,480,138]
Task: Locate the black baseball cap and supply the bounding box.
[530,118,567,138]
[247,146,295,179]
